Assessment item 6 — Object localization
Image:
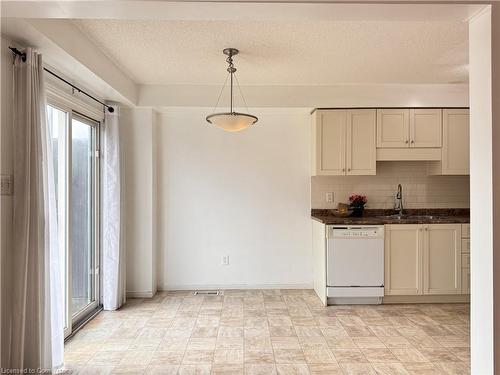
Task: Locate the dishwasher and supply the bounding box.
[327,225,384,304]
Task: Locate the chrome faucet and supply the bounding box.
[394,184,403,215]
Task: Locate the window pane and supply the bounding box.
[71,117,96,315]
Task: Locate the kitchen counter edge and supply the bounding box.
[311,209,470,225]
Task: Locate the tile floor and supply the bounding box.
[64,290,470,374]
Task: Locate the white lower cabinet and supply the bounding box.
[385,224,463,296]
[385,225,422,296]
[461,268,470,295]
[461,224,470,295]
[312,220,327,306]
[422,224,462,295]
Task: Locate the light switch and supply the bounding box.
[0,175,12,195]
[325,192,334,203]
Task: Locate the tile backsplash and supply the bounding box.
[311,161,470,209]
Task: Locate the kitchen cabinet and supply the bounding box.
[312,109,376,176]
[377,109,409,148]
[428,109,470,175]
[312,220,327,306]
[384,225,422,296]
[346,110,377,175]
[461,224,470,294]
[385,224,463,296]
[377,109,442,149]
[312,110,345,175]
[410,109,442,148]
[422,224,462,295]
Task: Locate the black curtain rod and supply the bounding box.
[9,46,114,113]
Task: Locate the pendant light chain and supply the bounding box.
[212,72,230,113]
[226,52,236,114]
[230,69,233,113]
[233,73,250,114]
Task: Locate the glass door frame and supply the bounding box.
[47,95,101,339]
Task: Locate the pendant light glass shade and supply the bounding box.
[206,112,258,132]
[207,48,258,132]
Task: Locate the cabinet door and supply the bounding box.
[377,109,410,148]
[385,225,422,295]
[442,109,470,175]
[423,224,462,295]
[346,109,376,175]
[312,220,327,306]
[410,109,442,148]
[316,111,346,175]
[461,268,470,295]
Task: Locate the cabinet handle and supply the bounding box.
[411,140,415,144]
[425,227,428,231]
[342,168,345,172]
[348,168,351,172]
[405,140,409,144]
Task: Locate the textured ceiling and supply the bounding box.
[74,20,468,85]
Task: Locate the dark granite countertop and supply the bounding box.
[311,209,470,225]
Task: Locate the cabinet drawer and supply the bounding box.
[461,253,470,268]
[462,224,470,238]
[461,239,470,253]
[461,267,470,295]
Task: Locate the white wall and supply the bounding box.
[120,107,157,297]
[469,5,500,374]
[312,162,469,210]
[1,36,14,367]
[155,108,312,290]
[493,5,500,370]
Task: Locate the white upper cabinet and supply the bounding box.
[312,109,376,176]
[314,107,468,173]
[314,110,346,175]
[377,109,442,149]
[410,109,442,148]
[346,110,377,175]
[441,109,470,175]
[377,109,410,148]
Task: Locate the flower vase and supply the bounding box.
[351,205,365,217]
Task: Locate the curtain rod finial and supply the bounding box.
[9,46,26,62]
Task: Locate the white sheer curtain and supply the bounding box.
[102,105,126,310]
[10,48,64,371]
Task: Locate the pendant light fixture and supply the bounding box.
[206,48,258,132]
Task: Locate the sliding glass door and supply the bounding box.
[71,115,99,321]
[48,104,100,337]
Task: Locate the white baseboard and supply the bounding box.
[126,291,155,298]
[158,283,313,291]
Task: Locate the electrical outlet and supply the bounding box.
[0,175,12,195]
[325,192,334,203]
[221,256,229,265]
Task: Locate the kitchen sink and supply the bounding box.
[386,214,440,220]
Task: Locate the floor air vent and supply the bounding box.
[194,290,221,296]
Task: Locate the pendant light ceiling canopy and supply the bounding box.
[206,48,258,132]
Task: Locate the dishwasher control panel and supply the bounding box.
[329,226,384,239]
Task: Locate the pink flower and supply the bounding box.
[349,194,367,205]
